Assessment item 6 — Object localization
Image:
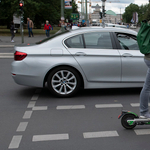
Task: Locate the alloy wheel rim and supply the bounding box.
[51,70,77,95]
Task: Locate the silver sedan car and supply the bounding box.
[11,27,147,97]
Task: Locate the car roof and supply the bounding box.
[69,27,137,36]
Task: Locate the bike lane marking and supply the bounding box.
[56,105,85,110]
[8,135,22,149]
[134,129,150,135]
[16,122,28,132]
[83,131,119,139]
[32,134,69,142]
[95,104,123,108]
[8,88,42,149]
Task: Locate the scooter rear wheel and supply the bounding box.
[121,114,137,129]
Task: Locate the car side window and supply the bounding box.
[64,34,84,48]
[83,32,113,49]
[116,33,139,50]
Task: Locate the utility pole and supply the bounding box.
[19,0,24,43]
[61,0,65,31]
[102,0,106,27]
[85,0,88,26]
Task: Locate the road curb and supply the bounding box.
[0,45,14,48]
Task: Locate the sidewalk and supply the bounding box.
[0,35,49,48]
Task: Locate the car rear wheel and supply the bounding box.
[47,67,81,97]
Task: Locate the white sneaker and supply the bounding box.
[140,113,150,119]
[11,40,14,42]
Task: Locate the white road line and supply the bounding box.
[56,105,85,110]
[32,134,69,142]
[0,56,13,58]
[23,111,32,119]
[131,103,150,107]
[0,45,14,48]
[83,131,119,139]
[35,89,42,94]
[27,101,36,108]
[134,129,150,135]
[32,106,48,111]
[8,135,22,149]
[16,122,28,132]
[31,94,39,101]
[95,104,123,108]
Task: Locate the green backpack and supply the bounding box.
[137,22,150,54]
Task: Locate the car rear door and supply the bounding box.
[113,32,147,82]
[64,31,121,82]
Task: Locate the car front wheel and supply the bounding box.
[47,67,81,97]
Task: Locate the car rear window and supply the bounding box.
[36,30,70,44]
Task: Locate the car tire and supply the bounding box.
[47,66,81,97]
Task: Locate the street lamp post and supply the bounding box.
[85,0,88,25]
[61,0,65,31]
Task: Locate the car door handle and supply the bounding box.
[75,52,86,56]
[122,53,133,57]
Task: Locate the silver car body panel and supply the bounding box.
[11,27,147,89]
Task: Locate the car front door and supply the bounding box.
[64,32,121,82]
[114,33,147,82]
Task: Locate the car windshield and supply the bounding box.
[36,30,70,44]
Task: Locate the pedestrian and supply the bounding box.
[139,21,150,119]
[44,20,52,37]
[10,21,15,42]
[127,24,129,29]
[27,18,34,37]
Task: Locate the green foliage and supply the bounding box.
[122,3,139,23]
[0,0,78,28]
[122,3,150,24]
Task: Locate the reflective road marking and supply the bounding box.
[131,103,150,107]
[27,101,36,108]
[16,122,28,132]
[31,94,39,101]
[134,129,150,135]
[56,105,85,110]
[95,104,123,108]
[8,135,22,149]
[0,53,13,58]
[32,134,69,142]
[23,111,32,119]
[83,131,119,138]
[32,106,48,111]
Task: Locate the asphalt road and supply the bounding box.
[1,57,150,150]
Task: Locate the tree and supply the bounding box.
[0,0,78,28]
[122,3,139,23]
[138,4,149,23]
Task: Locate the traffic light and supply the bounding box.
[103,9,106,17]
[19,2,23,12]
[99,12,103,19]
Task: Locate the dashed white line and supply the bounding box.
[32,106,48,111]
[23,111,33,119]
[95,104,123,108]
[32,134,69,142]
[131,103,150,107]
[16,122,28,132]
[31,94,39,101]
[134,129,150,135]
[56,105,85,110]
[83,131,119,139]
[27,101,36,108]
[8,135,22,149]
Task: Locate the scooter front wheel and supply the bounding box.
[121,114,137,129]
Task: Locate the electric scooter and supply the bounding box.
[118,110,150,129]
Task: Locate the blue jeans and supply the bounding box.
[140,59,150,115]
[46,30,50,37]
[28,28,33,37]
